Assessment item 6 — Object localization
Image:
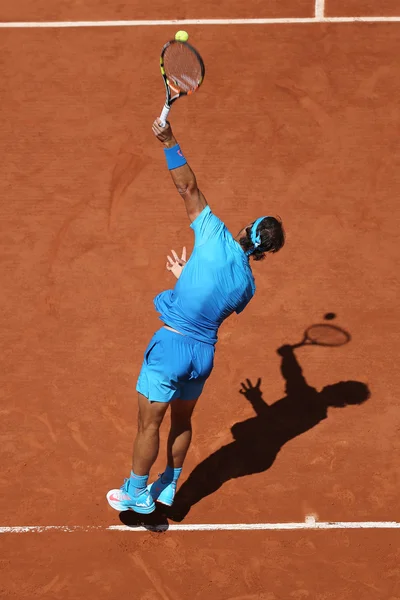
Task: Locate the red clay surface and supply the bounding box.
[1,530,400,599]
[1,14,400,600]
[326,0,400,17]
[0,0,314,22]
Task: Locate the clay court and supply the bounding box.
[1,0,399,597]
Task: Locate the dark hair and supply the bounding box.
[240,216,285,261]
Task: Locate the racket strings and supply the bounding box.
[306,325,350,346]
[163,44,203,93]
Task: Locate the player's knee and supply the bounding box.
[137,407,166,433]
[171,414,193,431]
[138,417,162,434]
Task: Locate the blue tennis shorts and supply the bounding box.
[136,327,215,403]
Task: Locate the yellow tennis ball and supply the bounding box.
[175,30,189,42]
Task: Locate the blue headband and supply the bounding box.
[246,217,269,256]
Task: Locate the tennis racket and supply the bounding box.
[159,39,205,127]
[292,324,351,349]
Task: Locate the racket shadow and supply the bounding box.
[165,326,370,522]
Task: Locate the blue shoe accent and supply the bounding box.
[147,474,176,507]
[107,478,155,514]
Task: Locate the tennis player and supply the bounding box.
[106,119,285,515]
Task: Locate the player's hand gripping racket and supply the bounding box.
[292,324,351,349]
[159,35,205,126]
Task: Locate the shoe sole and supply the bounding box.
[155,498,173,507]
[106,491,155,514]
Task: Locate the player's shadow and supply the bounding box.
[118,504,169,532]
[165,341,370,522]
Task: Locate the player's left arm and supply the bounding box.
[152,119,207,222]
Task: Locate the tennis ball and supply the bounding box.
[175,30,189,42]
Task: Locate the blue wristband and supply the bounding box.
[164,144,187,170]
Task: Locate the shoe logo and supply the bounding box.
[109,492,130,502]
[136,495,152,508]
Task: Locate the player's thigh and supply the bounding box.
[137,392,170,430]
[170,397,198,423]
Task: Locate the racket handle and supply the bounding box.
[159,104,170,127]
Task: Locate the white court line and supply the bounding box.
[1,518,400,533]
[0,17,399,28]
[315,0,325,19]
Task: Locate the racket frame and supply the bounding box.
[159,40,205,126]
[301,324,351,347]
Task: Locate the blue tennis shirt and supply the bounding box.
[153,205,256,344]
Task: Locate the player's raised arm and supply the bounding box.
[152,119,207,222]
